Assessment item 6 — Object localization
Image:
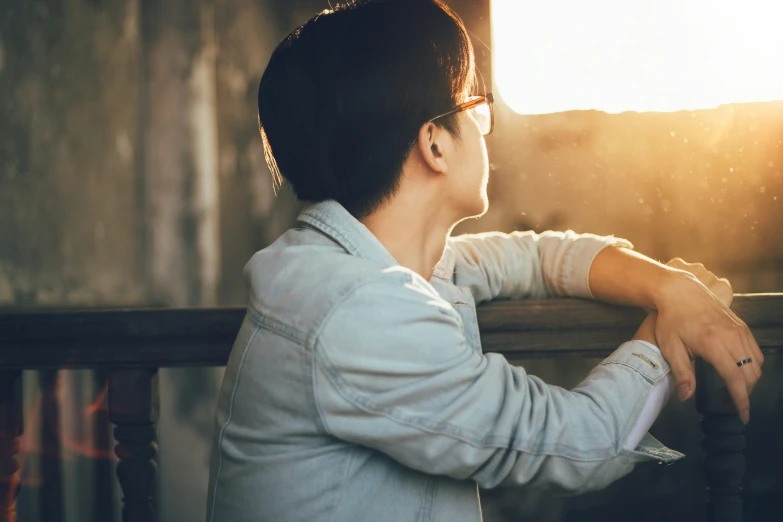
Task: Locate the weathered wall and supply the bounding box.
[1,2,145,521]
[0,0,144,307]
[1,1,299,521]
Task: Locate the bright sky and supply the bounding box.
[492,0,783,114]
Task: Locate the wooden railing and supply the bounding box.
[1,294,782,522]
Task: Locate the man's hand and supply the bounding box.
[654,258,763,423]
[588,246,763,422]
[632,312,659,347]
[666,258,734,307]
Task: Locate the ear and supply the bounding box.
[415,121,449,174]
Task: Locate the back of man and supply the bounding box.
[206,210,484,521]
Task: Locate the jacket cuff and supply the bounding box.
[625,432,686,465]
[605,343,684,464]
[601,340,671,386]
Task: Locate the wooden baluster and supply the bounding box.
[40,370,64,522]
[94,369,115,522]
[109,369,159,522]
[0,371,22,522]
[696,359,747,522]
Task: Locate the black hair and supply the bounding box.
[257,0,475,218]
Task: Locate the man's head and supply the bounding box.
[258,0,489,220]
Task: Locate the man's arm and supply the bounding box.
[448,231,762,423]
[313,276,682,495]
[447,230,632,302]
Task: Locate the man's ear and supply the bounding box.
[416,121,449,174]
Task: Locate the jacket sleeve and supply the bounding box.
[447,230,633,303]
[313,274,682,495]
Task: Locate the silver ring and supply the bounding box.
[737,357,753,367]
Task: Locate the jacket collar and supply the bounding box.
[297,200,399,268]
[297,199,456,281]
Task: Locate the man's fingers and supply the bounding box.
[710,325,760,400]
[725,333,761,394]
[719,321,762,389]
[725,308,762,369]
[662,336,696,401]
[736,329,762,395]
[744,327,765,368]
[710,352,751,423]
[741,333,762,382]
[740,365,759,396]
[723,327,760,376]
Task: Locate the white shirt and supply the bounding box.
[624,340,674,450]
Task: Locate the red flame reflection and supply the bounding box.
[18,372,117,487]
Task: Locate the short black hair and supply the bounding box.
[258,0,475,218]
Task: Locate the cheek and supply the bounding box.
[471,135,489,188]
[462,116,488,177]
[452,115,489,196]
[478,138,489,176]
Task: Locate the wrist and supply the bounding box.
[633,312,659,346]
[651,267,699,311]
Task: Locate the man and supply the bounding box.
[206,1,762,520]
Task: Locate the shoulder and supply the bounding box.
[315,265,471,372]
[244,227,459,343]
[324,265,458,327]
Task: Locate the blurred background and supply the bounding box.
[1,0,782,521]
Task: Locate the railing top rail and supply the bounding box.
[1,294,782,369]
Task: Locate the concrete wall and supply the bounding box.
[1,0,145,307]
[1,1,299,521]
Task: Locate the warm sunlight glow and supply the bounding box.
[492,0,783,114]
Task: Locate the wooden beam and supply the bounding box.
[0,294,781,369]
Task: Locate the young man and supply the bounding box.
[207,1,762,520]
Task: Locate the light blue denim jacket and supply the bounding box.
[207,200,683,522]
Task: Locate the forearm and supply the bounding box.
[588,246,686,310]
[449,230,634,304]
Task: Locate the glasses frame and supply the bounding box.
[429,92,494,136]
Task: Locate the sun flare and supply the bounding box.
[492,0,783,114]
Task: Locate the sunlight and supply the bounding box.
[492,0,783,114]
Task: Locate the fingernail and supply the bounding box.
[741,410,750,424]
[678,383,690,401]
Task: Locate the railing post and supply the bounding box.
[40,370,64,522]
[94,369,115,522]
[109,369,159,522]
[0,371,22,522]
[696,359,746,522]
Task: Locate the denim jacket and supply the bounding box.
[206,200,683,522]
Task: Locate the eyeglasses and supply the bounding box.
[429,93,494,136]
